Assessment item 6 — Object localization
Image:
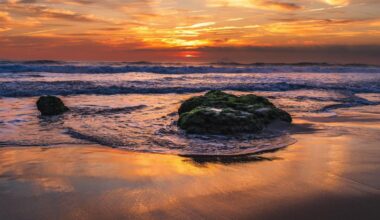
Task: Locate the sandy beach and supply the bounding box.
[1,104,379,219]
[1,0,380,218]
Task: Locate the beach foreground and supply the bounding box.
[1,106,380,219]
[1,62,380,219]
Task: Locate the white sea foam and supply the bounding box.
[0,61,380,74]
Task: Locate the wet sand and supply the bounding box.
[1,106,380,219]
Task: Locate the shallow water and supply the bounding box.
[0,93,298,155]
[0,111,380,219]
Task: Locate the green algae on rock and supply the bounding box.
[178,90,292,134]
[36,96,69,116]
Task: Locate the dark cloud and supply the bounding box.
[261,1,302,10]
[1,0,94,4]
[270,17,374,25]
[1,35,379,64]
[3,4,106,22]
[196,45,380,65]
[18,0,39,3]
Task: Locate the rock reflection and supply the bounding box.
[182,154,281,166]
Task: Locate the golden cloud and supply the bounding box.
[322,0,350,6]
[176,22,216,29]
[0,11,12,22]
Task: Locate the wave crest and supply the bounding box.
[1,62,380,74]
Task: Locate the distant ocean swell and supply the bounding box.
[1,81,380,97]
[1,62,380,74]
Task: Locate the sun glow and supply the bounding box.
[179,51,201,58]
[161,39,211,48]
[0,0,379,63]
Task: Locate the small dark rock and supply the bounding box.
[178,90,292,134]
[36,96,69,116]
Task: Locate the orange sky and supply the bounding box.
[0,0,380,64]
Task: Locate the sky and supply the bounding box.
[0,0,380,64]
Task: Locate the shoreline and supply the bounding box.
[1,104,378,155]
[1,85,380,219]
[1,109,380,219]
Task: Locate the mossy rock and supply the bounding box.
[36,96,69,116]
[178,90,291,134]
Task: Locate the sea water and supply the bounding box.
[1,61,380,155]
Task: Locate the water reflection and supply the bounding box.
[1,121,380,219]
[182,154,281,166]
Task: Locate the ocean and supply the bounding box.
[1,61,380,155]
[1,61,380,219]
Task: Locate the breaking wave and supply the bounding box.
[1,79,380,97]
[1,61,380,74]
